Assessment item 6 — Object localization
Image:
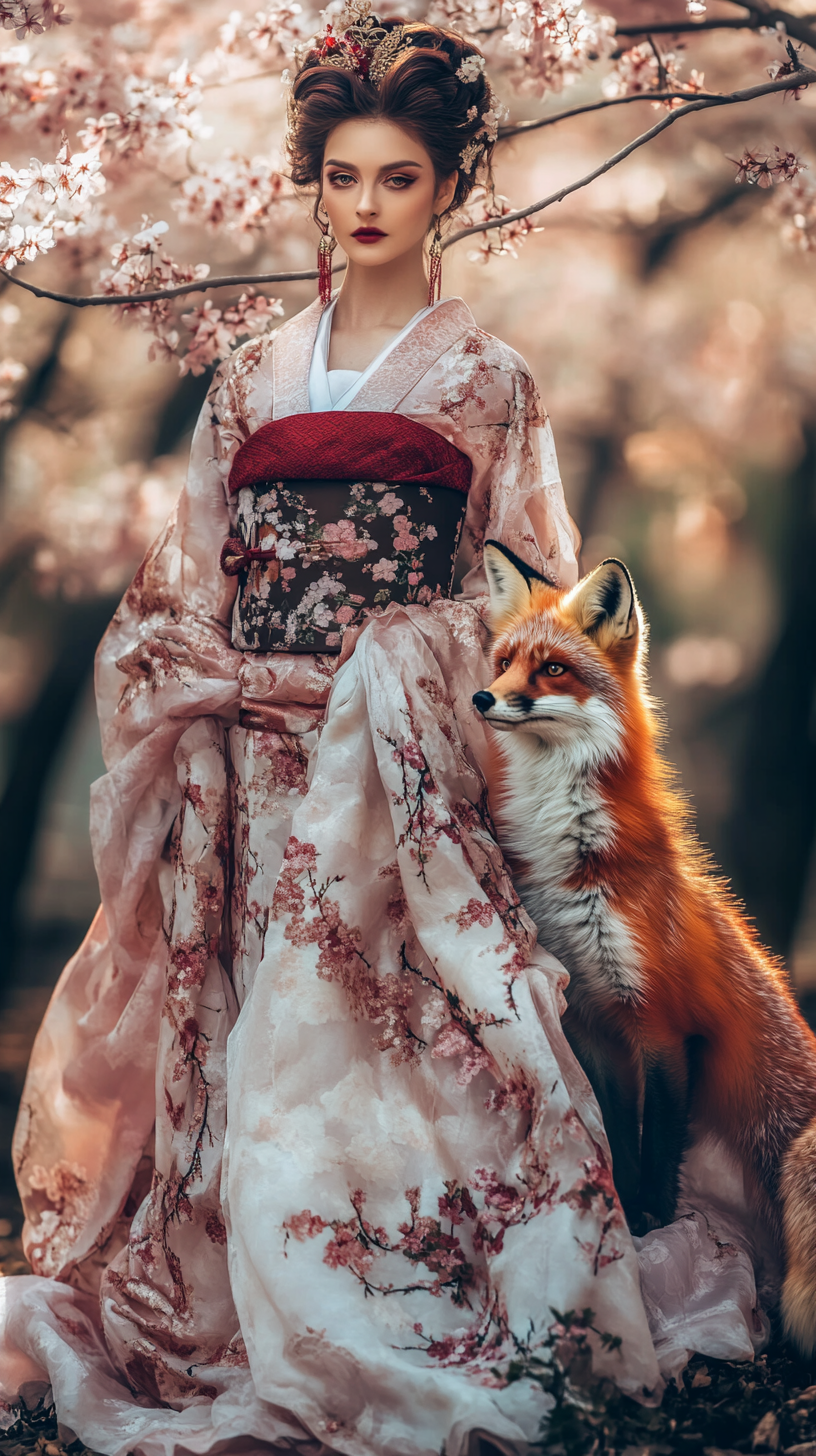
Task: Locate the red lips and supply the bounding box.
[352,227,386,242]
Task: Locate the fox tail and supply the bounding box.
[781,1117,816,1355]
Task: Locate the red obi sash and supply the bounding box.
[228,411,472,496]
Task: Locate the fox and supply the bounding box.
[472,539,816,1356]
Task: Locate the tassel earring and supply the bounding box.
[427,216,442,307]
[317,211,336,306]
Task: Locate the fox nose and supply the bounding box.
[472,691,495,715]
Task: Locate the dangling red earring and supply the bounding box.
[317,212,336,306]
[427,216,443,307]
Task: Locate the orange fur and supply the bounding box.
[475,546,816,1353]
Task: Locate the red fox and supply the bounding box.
[472,540,816,1356]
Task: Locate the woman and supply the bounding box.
[1,9,767,1454]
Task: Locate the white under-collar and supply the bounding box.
[307,296,450,413]
[327,368,360,406]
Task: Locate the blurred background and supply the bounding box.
[1,0,816,1247]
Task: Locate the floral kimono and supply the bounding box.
[0,297,766,1456]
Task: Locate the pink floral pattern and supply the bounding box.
[280,1152,625,1381]
[231,477,464,653]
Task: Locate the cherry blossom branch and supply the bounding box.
[498,89,729,139]
[449,64,816,248]
[0,262,347,305]
[0,66,812,309]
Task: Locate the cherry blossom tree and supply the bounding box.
[0,0,816,971]
[0,0,813,375]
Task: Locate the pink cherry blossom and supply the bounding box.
[175,152,294,234]
[98,217,283,375]
[431,1022,492,1086]
[732,146,806,189]
[377,492,403,515]
[499,0,616,98]
[282,1209,326,1241]
[0,1,71,38]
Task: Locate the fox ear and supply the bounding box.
[483,541,546,632]
[564,559,638,651]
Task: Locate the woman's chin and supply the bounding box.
[341,239,413,267]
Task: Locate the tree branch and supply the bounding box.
[0,66,811,308]
[748,3,816,49]
[498,89,729,139]
[616,18,759,35]
[448,64,816,249]
[614,5,816,50]
[0,263,347,306]
[201,69,280,90]
[643,183,761,272]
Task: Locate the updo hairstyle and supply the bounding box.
[287,21,496,220]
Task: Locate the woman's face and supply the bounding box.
[320,117,456,269]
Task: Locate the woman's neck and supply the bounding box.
[327,243,433,371]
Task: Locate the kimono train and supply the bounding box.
[0,297,768,1456]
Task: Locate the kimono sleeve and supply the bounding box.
[455,346,580,599]
[10,356,255,1282]
[95,353,247,771]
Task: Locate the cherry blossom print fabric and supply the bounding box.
[1,298,767,1456]
[229,477,468,653]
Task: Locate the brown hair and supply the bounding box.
[287,21,495,219]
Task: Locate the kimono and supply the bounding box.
[0,297,768,1456]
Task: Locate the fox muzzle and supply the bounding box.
[472,691,495,715]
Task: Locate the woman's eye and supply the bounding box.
[327,172,355,187]
[544,663,566,677]
[500,658,511,673]
[386,174,415,189]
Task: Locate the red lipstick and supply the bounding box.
[352,227,386,243]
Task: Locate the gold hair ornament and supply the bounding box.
[313,0,415,88]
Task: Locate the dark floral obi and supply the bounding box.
[222,412,472,654]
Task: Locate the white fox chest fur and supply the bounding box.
[495,728,645,1012]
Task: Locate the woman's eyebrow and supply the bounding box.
[323,158,424,171]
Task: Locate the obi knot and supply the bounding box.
[220,537,279,577]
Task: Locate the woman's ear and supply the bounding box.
[434,172,458,216]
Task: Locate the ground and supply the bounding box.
[2,963,816,1454]
[1,1275,815,1456]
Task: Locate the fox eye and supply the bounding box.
[544,663,566,677]
[500,657,512,673]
